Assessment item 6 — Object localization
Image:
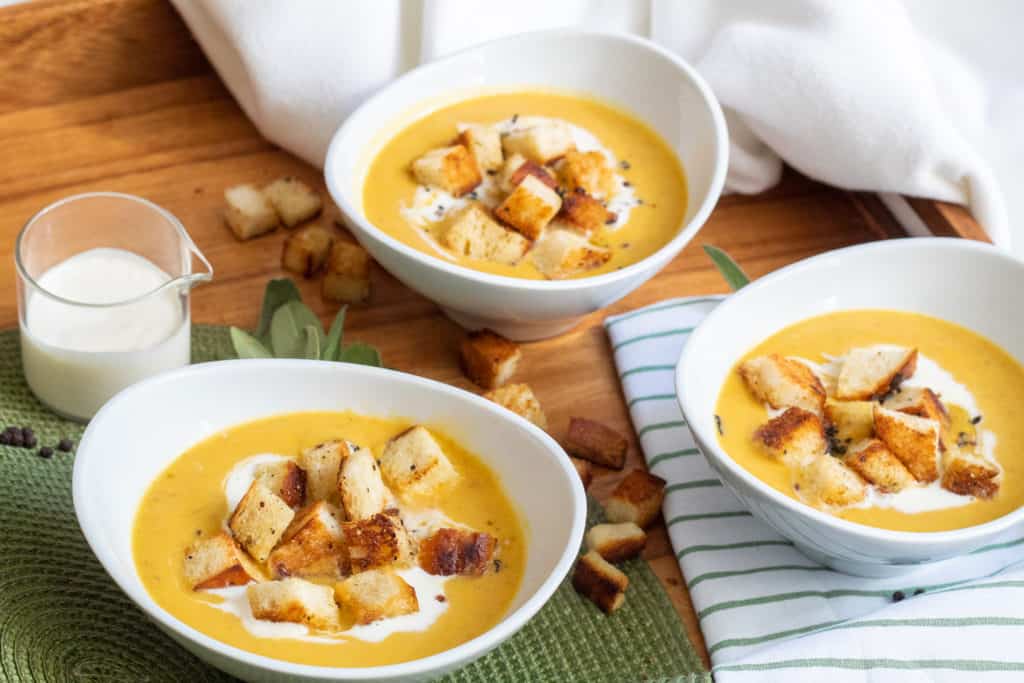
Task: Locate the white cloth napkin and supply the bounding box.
[605,296,1024,682]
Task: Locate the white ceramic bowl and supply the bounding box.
[677,238,1024,577]
[325,29,728,341]
[73,360,585,682]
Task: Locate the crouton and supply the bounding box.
[184,532,260,590]
[253,459,307,509]
[501,121,575,164]
[571,457,593,489]
[753,408,827,467]
[228,482,296,563]
[585,523,646,564]
[572,550,628,614]
[824,398,875,444]
[459,329,521,389]
[795,455,867,509]
[263,177,323,228]
[604,470,667,528]
[942,448,1000,498]
[343,511,415,573]
[836,347,918,400]
[380,426,458,499]
[247,578,340,631]
[335,569,419,625]
[419,528,496,576]
[224,184,279,240]
[338,447,388,520]
[300,440,356,503]
[564,417,628,469]
[458,124,503,172]
[558,190,615,236]
[411,144,481,196]
[483,383,548,429]
[559,149,616,199]
[494,174,562,240]
[884,387,949,427]
[281,224,334,278]
[843,439,916,493]
[443,204,529,266]
[321,240,371,304]
[873,405,941,482]
[267,502,348,579]
[738,355,826,415]
[498,153,556,193]
[530,228,611,280]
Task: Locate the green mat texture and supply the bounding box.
[0,326,708,682]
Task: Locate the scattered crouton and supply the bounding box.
[267,502,348,579]
[559,149,616,199]
[824,398,875,444]
[942,448,1000,498]
[585,523,646,563]
[605,470,667,529]
[564,417,628,470]
[494,174,562,240]
[501,121,575,164]
[247,578,340,631]
[571,457,593,489]
[335,569,419,625]
[753,407,827,467]
[458,124,503,172]
[184,532,260,590]
[836,347,918,400]
[343,511,415,573]
[459,329,521,389]
[411,144,481,196]
[883,387,949,427]
[843,439,916,493]
[483,383,548,430]
[321,240,371,304]
[795,455,868,509]
[443,204,530,265]
[281,224,334,278]
[498,154,557,193]
[224,184,279,240]
[263,177,323,228]
[338,447,388,520]
[530,228,611,280]
[418,528,496,576]
[873,405,940,483]
[254,459,307,509]
[558,190,615,236]
[572,550,628,614]
[228,481,296,563]
[739,355,826,415]
[380,426,459,499]
[300,440,356,504]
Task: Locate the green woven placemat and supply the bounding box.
[0,326,708,683]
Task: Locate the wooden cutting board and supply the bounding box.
[0,0,988,668]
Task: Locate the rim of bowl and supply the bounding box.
[72,359,586,680]
[324,28,728,293]
[676,236,1024,548]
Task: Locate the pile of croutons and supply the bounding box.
[739,346,1000,510]
[412,119,622,279]
[184,426,497,632]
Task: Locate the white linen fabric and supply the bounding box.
[605,296,1024,682]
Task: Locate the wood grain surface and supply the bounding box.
[0,0,987,670]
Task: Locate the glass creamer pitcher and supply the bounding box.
[15,192,213,421]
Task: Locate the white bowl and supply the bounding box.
[325,29,728,341]
[73,360,585,681]
[676,238,1024,577]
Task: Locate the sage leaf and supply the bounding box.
[286,301,326,350]
[256,278,303,343]
[270,303,306,358]
[322,306,347,361]
[338,343,382,367]
[230,326,273,359]
[303,324,321,360]
[703,245,750,291]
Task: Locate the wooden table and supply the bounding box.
[0,0,986,669]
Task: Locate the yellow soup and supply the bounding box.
[362,90,687,279]
[716,310,1024,532]
[133,411,525,667]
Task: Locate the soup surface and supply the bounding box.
[133,411,525,667]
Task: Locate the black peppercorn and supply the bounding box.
[37,447,53,459]
[58,438,74,452]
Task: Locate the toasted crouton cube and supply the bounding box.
[411,144,481,196]
[228,482,296,563]
[458,124,503,172]
[564,417,628,469]
[498,153,556,193]
[884,387,949,427]
[338,447,388,520]
[942,448,1000,498]
[419,528,497,576]
[267,502,348,579]
[824,398,875,444]
[321,240,371,304]
[585,523,647,564]
[343,511,415,573]
[254,459,307,509]
[263,177,323,228]
[753,408,827,467]
[184,532,260,590]
[874,405,940,482]
[836,347,918,400]
[559,149,616,199]
[571,457,594,489]
[795,455,867,509]
[484,383,548,430]
[459,329,521,389]
[380,426,458,499]
[605,470,667,529]
[443,204,529,266]
[558,190,615,236]
[224,184,279,240]
[530,228,611,279]
[739,355,826,415]
[281,224,334,278]
[501,121,575,164]
[843,439,916,493]
[335,569,419,625]
[573,550,628,614]
[247,578,339,631]
[300,440,357,503]
[494,174,562,240]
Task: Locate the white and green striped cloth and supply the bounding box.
[605,296,1024,681]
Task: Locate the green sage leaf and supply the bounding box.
[338,343,382,367]
[256,278,303,343]
[322,306,347,361]
[230,326,273,359]
[703,245,751,291]
[303,324,321,360]
[270,303,305,358]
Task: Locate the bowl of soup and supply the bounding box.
[676,238,1024,576]
[325,29,728,341]
[73,360,585,681]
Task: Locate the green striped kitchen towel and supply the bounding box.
[605,296,1024,682]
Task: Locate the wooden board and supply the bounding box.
[0,0,989,669]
